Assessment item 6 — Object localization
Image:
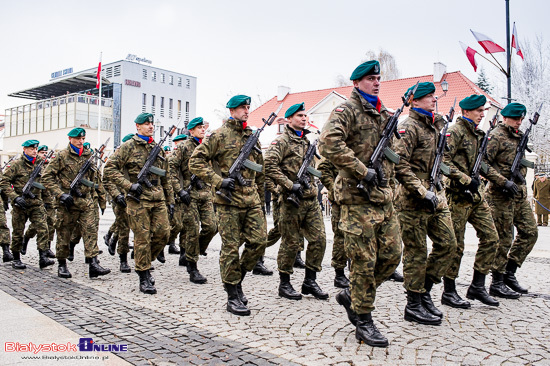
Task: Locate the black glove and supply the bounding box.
[262,205,266,215]
[168,204,175,220]
[115,194,127,208]
[3,200,8,211]
[503,180,519,196]
[291,183,304,198]
[14,196,27,210]
[60,193,74,209]
[466,177,480,192]
[362,168,378,185]
[100,208,105,215]
[178,189,191,206]
[129,183,143,196]
[220,178,235,191]
[424,190,439,213]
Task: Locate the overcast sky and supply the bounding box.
[1,0,548,126]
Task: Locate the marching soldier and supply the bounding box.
[172,133,187,148]
[266,103,328,301]
[441,94,500,308]
[533,173,549,226]
[0,188,11,262]
[0,140,54,270]
[393,82,457,326]
[104,113,174,294]
[189,95,267,316]
[319,61,402,347]
[42,128,111,278]
[485,103,538,296]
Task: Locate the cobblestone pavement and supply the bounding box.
[2,207,550,365]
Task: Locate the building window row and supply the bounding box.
[141,94,181,119]
[141,69,189,89]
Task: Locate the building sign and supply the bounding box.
[50,67,73,79]
[126,54,152,64]
[125,79,141,88]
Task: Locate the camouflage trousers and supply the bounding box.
[445,193,499,278]
[331,202,347,270]
[488,192,538,273]
[168,202,186,247]
[537,214,548,226]
[127,199,170,272]
[113,202,130,255]
[266,195,281,248]
[70,199,101,245]
[399,207,457,293]
[56,201,99,260]
[11,205,49,253]
[216,204,266,285]
[26,204,56,244]
[339,203,401,315]
[278,198,326,274]
[0,204,10,246]
[182,198,217,263]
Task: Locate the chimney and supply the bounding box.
[433,62,447,83]
[277,85,291,101]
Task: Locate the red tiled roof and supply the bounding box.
[248,71,501,128]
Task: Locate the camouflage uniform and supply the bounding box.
[25,182,56,246]
[104,136,174,272]
[265,176,281,247]
[169,137,217,263]
[189,117,266,285]
[69,171,106,246]
[319,88,402,315]
[0,193,10,247]
[484,123,538,273]
[443,117,499,279]
[393,109,457,293]
[103,158,130,256]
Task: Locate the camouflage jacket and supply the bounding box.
[94,172,107,210]
[265,125,318,200]
[189,117,265,208]
[484,123,529,195]
[103,136,174,204]
[169,137,211,202]
[319,88,394,206]
[393,109,448,211]
[0,155,45,206]
[265,176,279,196]
[41,162,56,206]
[316,156,337,203]
[102,150,126,199]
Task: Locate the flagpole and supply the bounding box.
[505,0,512,104]
[98,52,102,148]
[476,52,506,74]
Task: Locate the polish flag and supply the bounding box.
[512,23,524,60]
[308,121,319,130]
[470,30,505,54]
[460,42,478,72]
[96,53,102,89]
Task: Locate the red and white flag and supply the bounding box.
[470,30,505,54]
[96,53,102,89]
[460,41,478,72]
[512,23,524,60]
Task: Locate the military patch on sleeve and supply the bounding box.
[446,133,451,137]
[271,141,278,145]
[398,129,406,134]
[335,107,345,112]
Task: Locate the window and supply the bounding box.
[105,67,113,78]
[186,79,190,89]
[177,77,182,87]
[114,64,121,77]
[142,93,147,112]
[185,101,190,122]
[152,71,157,81]
[278,123,285,134]
[151,95,156,114]
[169,75,174,85]
[161,73,165,83]
[177,100,182,118]
[160,97,165,117]
[169,98,173,118]
[142,69,148,80]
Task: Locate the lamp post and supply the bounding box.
[435,79,449,113]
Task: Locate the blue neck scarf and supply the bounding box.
[23,153,36,164]
[462,116,478,129]
[194,137,202,144]
[70,144,83,156]
[412,108,434,118]
[356,88,379,109]
[137,134,153,143]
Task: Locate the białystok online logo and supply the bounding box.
[79,338,128,352]
[4,338,128,353]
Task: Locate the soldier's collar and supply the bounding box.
[226,117,251,134]
[286,125,310,139]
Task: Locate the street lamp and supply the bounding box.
[435,79,449,113]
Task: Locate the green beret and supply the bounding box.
[122,134,134,143]
[173,134,188,142]
[135,113,154,124]
[187,117,204,130]
[38,145,48,152]
[285,103,305,118]
[406,82,436,100]
[68,127,86,137]
[350,60,380,81]
[163,146,171,151]
[83,142,91,149]
[226,95,251,109]
[459,94,487,110]
[501,103,527,118]
[22,139,40,148]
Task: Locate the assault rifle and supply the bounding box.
[20,144,58,200]
[464,108,500,201]
[69,138,110,198]
[357,81,418,199]
[216,104,283,202]
[180,174,205,206]
[426,98,456,211]
[127,125,179,202]
[1,154,19,171]
[509,103,543,186]
[287,138,322,208]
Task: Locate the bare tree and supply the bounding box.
[334,74,352,87]
[363,48,401,81]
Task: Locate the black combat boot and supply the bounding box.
[302,268,329,300]
[2,244,13,262]
[335,288,357,326]
[130,250,134,259]
[404,291,442,325]
[67,242,77,262]
[156,249,166,263]
[252,256,273,276]
[58,259,72,278]
[20,235,30,255]
[168,241,180,254]
[293,251,306,269]
[441,277,471,309]
[224,283,250,316]
[187,261,207,284]
[355,313,388,347]
[334,268,350,288]
[119,253,131,273]
[279,272,302,300]
[179,248,188,267]
[137,270,156,294]
[504,260,528,294]
[489,271,520,299]
[11,251,26,270]
[388,270,404,282]
[421,278,443,318]
[466,270,499,306]
[89,256,111,278]
[236,269,248,305]
[103,230,113,247]
[108,233,118,256]
[38,250,55,269]
[45,245,56,258]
